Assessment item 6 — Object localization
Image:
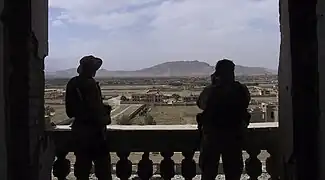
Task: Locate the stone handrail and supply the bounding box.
[50,122,281,180]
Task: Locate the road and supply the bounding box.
[104,95,121,106]
[111,105,133,119]
[110,104,144,124]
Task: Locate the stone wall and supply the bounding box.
[317,0,325,179]
[278,0,294,177]
[278,0,324,179]
[282,0,320,179]
[0,0,49,179]
[30,0,52,180]
[0,0,8,179]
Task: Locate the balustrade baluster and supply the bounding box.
[160,151,175,180]
[116,152,132,180]
[266,149,281,180]
[181,151,196,180]
[137,152,153,180]
[245,149,262,180]
[53,151,70,180]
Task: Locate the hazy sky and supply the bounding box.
[46,0,280,71]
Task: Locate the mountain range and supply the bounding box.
[45,60,277,78]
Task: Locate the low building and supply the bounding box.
[265,104,278,122]
[131,91,164,103]
[183,95,199,102]
[249,107,265,123]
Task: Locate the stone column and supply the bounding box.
[31,0,51,179]
[4,0,34,179]
[280,0,322,179]
[278,0,294,178]
[317,0,325,179]
[0,0,8,179]
[280,0,320,179]
[1,0,48,179]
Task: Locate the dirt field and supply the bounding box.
[149,106,202,125]
[252,96,277,103]
[49,104,144,124]
[49,105,69,123]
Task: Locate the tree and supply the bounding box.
[120,95,128,101]
[117,115,131,125]
[171,93,181,101]
[144,114,156,125]
[45,105,55,117]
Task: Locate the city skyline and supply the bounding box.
[47,0,280,71]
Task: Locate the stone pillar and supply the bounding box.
[4,0,34,179]
[0,0,8,179]
[30,0,52,180]
[317,0,325,179]
[280,0,320,179]
[289,0,319,179]
[278,0,294,178]
[1,0,48,179]
[280,0,321,179]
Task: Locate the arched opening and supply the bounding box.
[0,0,324,179]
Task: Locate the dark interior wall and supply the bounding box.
[278,0,294,170]
[4,0,34,179]
[1,0,48,179]
[30,1,52,180]
[0,0,8,179]
[274,0,323,179]
[288,0,320,179]
[317,0,325,179]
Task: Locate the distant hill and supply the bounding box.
[45,60,276,78]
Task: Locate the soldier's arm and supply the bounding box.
[197,85,213,110]
[242,84,251,108]
[240,84,251,126]
[65,79,75,118]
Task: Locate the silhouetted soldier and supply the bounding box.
[197,59,251,180]
[65,55,112,180]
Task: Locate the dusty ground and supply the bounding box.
[49,105,69,123]
[148,106,202,125]
[49,104,143,124]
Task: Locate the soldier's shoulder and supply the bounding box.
[76,77,96,85]
[204,84,213,89]
[67,76,78,86]
[68,76,77,82]
[202,84,215,93]
[234,81,247,88]
[85,78,97,86]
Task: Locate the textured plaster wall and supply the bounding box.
[30,0,54,179]
[1,0,48,179]
[317,0,325,179]
[0,0,8,179]
[278,0,294,172]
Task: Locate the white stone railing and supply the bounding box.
[49,122,280,180]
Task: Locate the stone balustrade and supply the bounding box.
[50,122,280,180]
